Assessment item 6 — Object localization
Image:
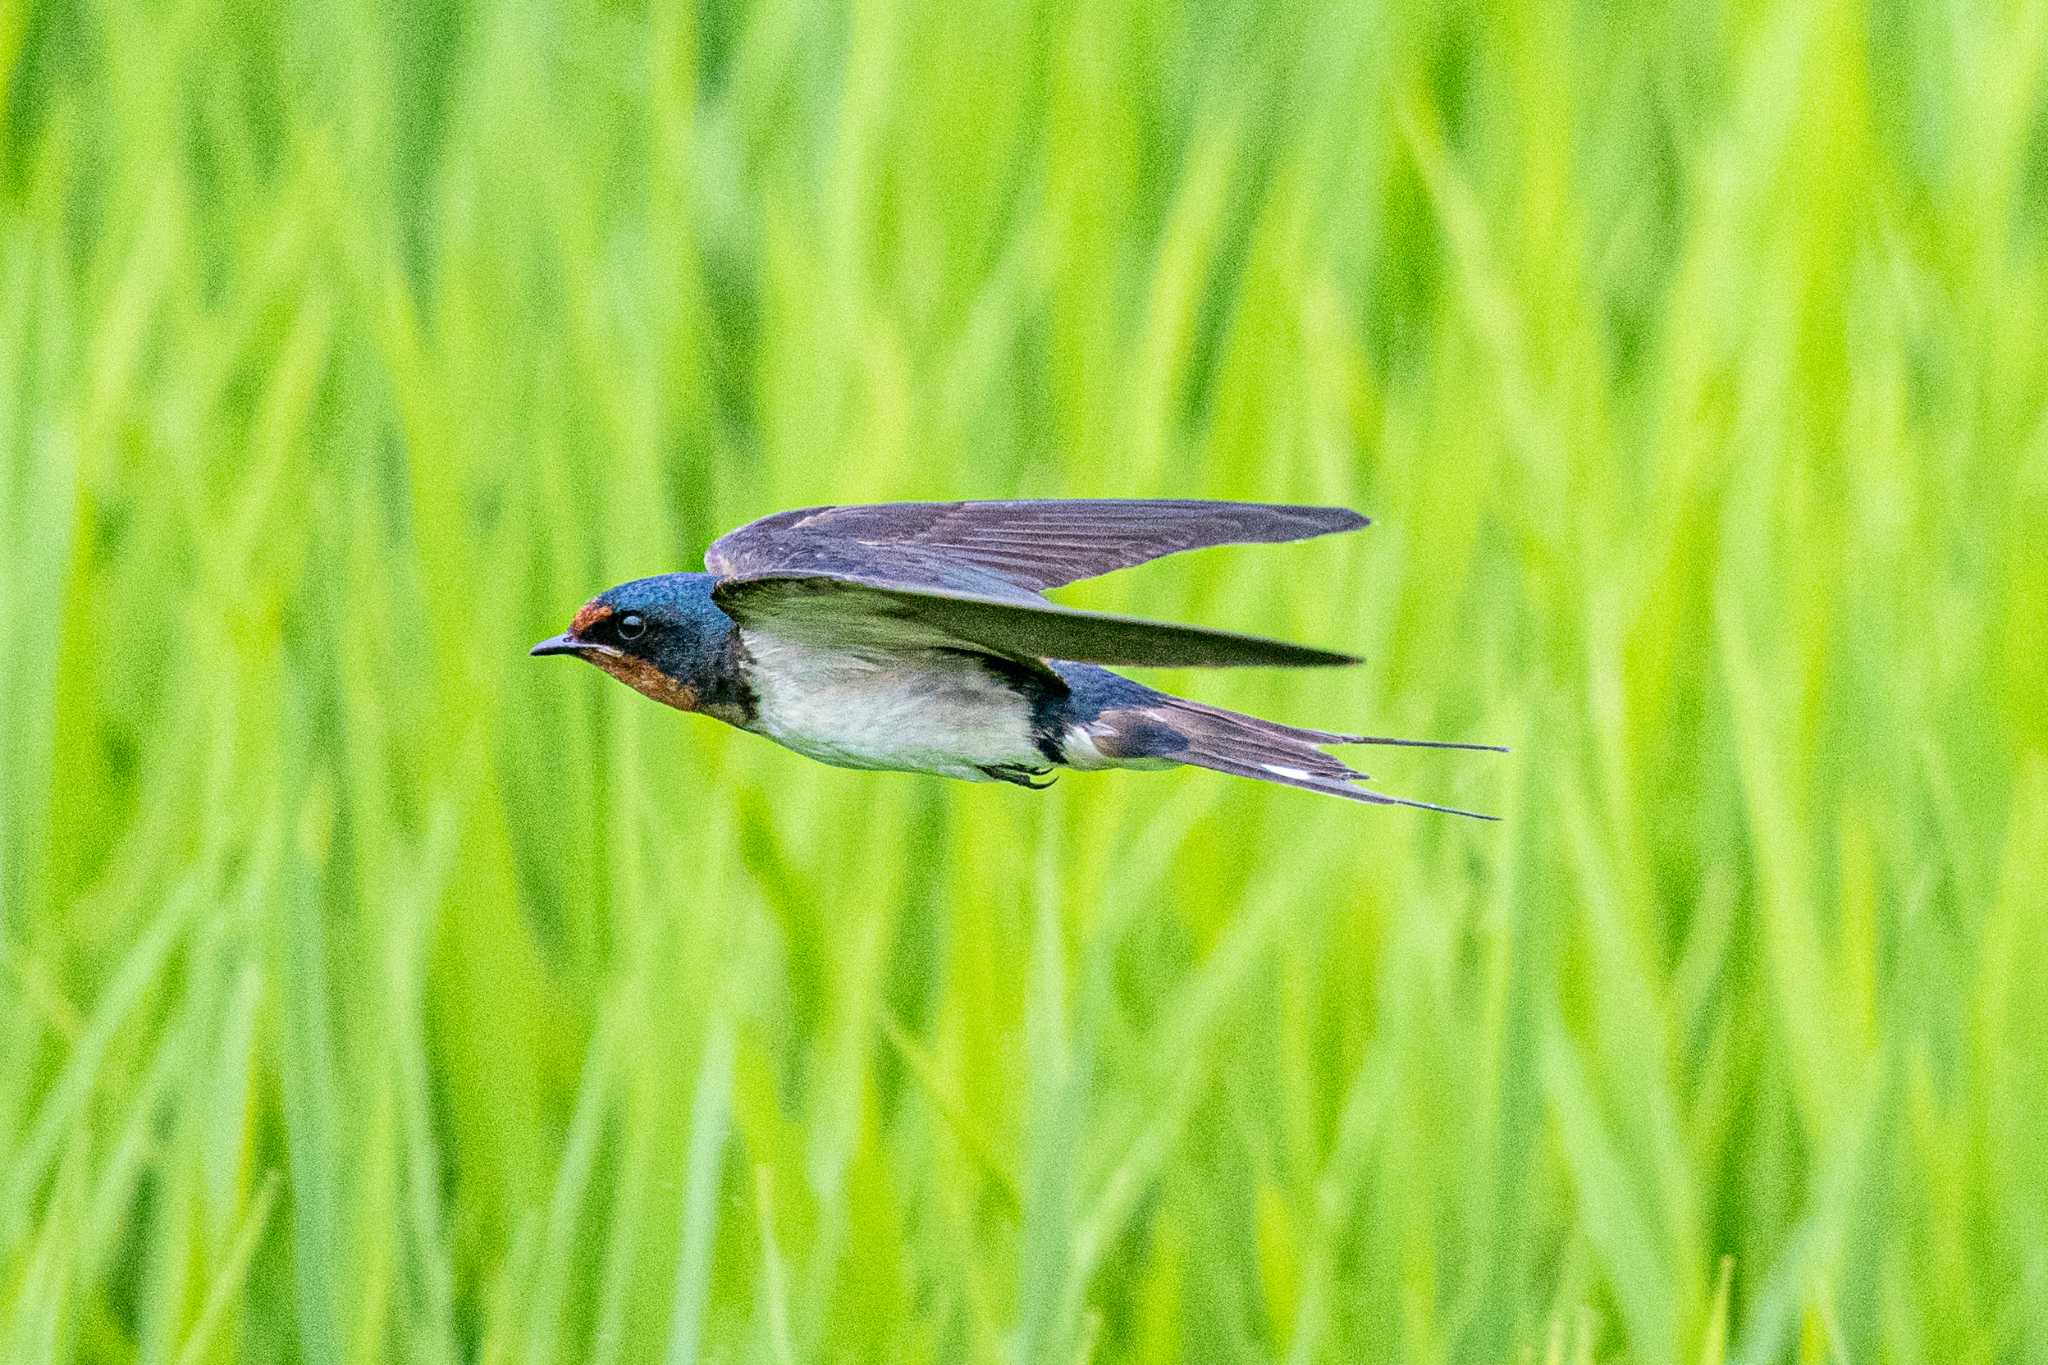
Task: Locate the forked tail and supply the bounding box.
[1095,694,1505,818]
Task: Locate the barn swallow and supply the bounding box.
[532,500,1503,816]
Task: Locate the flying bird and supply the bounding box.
[532,500,1503,816]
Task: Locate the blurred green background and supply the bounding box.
[3,0,2045,1359]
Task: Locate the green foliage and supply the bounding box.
[2,0,2044,1359]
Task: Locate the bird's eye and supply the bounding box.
[616,613,646,642]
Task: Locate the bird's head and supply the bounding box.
[530,573,726,713]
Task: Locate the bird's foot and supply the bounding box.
[979,763,1058,790]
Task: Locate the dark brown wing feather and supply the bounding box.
[710,577,1360,669]
[703,499,1367,597]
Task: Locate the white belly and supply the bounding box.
[740,631,1047,780]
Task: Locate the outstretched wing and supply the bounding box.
[709,577,1360,669]
[703,499,1367,598]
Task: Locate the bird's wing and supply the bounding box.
[710,576,1360,669]
[703,499,1367,596]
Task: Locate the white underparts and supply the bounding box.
[741,630,1048,781]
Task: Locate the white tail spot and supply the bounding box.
[1263,763,1314,781]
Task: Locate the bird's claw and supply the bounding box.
[980,764,1058,790]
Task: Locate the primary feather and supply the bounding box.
[709,576,1360,669]
[704,499,1367,598]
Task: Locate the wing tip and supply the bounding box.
[1190,499,1367,541]
[1263,646,1365,669]
[1279,504,1369,538]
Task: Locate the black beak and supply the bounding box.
[530,633,588,657]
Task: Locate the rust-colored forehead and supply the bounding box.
[570,600,613,634]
